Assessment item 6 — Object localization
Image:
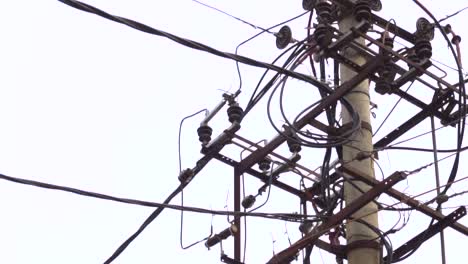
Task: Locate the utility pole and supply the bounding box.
[339,14,380,264]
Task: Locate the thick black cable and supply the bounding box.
[276,56,357,147]
[262,45,360,148]
[281,54,361,148]
[319,58,334,211]
[104,145,219,262]
[268,74,361,148]
[58,0,324,88]
[103,184,184,263]
[243,39,307,116]
[0,173,315,221]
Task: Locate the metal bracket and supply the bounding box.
[266,170,406,263]
[340,166,468,236]
[221,254,244,264]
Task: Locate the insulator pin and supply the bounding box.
[316,1,333,23]
[354,0,371,22]
[314,24,331,48]
[197,125,213,145]
[205,225,238,248]
[242,195,256,209]
[415,39,432,59]
[258,158,271,172]
[227,104,244,123]
[276,25,293,49]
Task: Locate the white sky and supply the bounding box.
[0,0,467,263]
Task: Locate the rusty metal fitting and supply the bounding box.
[178,168,194,184]
[314,23,332,48]
[316,1,333,23]
[353,1,372,22]
[345,239,381,254]
[205,225,238,249]
[436,194,449,204]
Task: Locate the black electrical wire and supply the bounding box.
[378,110,468,152]
[276,58,357,147]
[235,11,309,93]
[267,72,361,148]
[0,173,317,222]
[438,5,468,23]
[238,139,266,263]
[177,109,209,250]
[247,162,277,213]
[103,184,184,263]
[191,0,274,33]
[243,39,308,116]
[319,58,337,214]
[178,109,207,172]
[385,145,468,153]
[424,190,468,207]
[275,49,361,148]
[104,143,232,262]
[352,219,394,264]
[264,51,349,148]
[373,81,415,137]
[58,0,325,89]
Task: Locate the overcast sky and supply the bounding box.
[0,0,467,263]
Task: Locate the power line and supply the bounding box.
[0,173,314,222]
[438,5,468,23]
[57,0,322,88]
[377,111,468,151]
[373,81,415,137]
[103,184,184,264]
[191,0,274,34]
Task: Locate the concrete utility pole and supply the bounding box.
[339,14,380,264]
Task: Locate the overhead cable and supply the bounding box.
[0,173,314,222]
[57,0,323,88]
